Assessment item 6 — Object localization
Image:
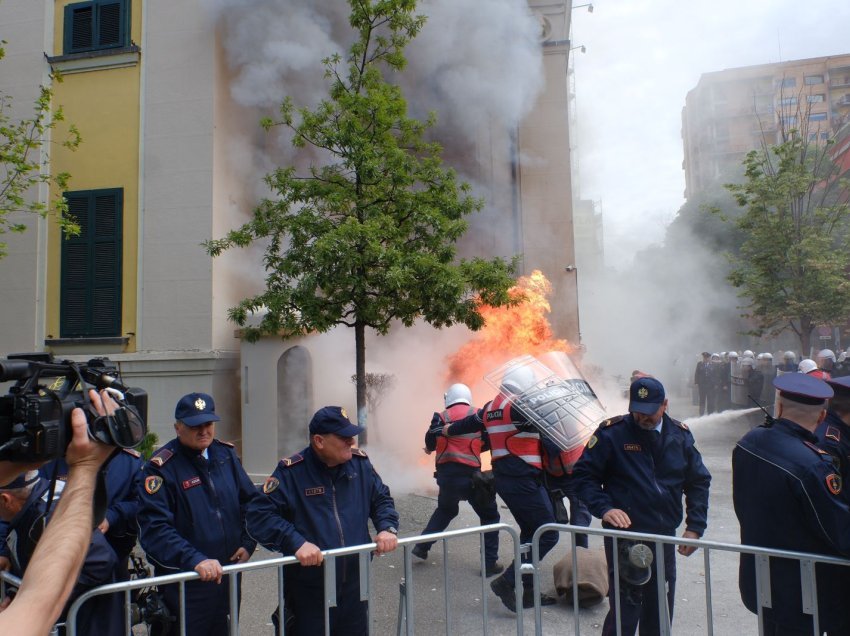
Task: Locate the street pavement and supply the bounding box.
[233,395,764,635]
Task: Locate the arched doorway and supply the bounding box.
[277,345,313,457]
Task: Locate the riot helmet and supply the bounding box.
[444,383,472,407]
[798,359,818,374]
[500,365,536,395]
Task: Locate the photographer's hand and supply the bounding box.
[0,389,113,633]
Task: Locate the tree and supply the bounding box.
[205,0,516,442]
[724,114,850,354]
[0,40,81,258]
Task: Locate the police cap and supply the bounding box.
[309,406,365,437]
[628,376,665,415]
[826,376,850,396]
[175,392,221,427]
[0,470,39,490]
[773,373,833,405]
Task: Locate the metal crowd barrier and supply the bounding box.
[60,523,522,636]
[6,522,850,635]
[529,523,850,636]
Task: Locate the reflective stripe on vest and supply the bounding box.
[435,405,481,467]
[485,395,542,468]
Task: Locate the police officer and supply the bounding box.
[734,373,850,635]
[817,376,850,484]
[246,406,399,636]
[0,470,122,634]
[441,366,560,612]
[137,392,261,636]
[36,448,143,580]
[572,376,711,636]
[411,383,502,575]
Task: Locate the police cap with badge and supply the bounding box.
[175,392,221,426]
[309,406,365,437]
[628,376,665,415]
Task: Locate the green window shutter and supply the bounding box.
[60,189,123,338]
[63,0,128,54]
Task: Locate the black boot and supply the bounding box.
[490,574,518,612]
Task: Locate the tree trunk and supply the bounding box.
[355,320,368,446]
[800,317,812,359]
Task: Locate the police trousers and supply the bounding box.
[493,460,559,589]
[417,471,500,563]
[162,573,240,636]
[602,538,675,636]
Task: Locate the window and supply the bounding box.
[809,112,828,122]
[807,94,825,103]
[782,116,798,127]
[778,77,797,89]
[63,0,129,55]
[60,189,123,338]
[779,96,798,106]
[821,131,830,140]
[804,75,824,85]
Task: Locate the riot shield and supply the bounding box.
[484,352,606,469]
[730,361,749,407]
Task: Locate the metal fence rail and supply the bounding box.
[529,523,850,636]
[4,522,849,635]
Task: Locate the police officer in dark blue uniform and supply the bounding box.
[247,406,399,636]
[816,376,850,485]
[573,376,711,636]
[0,470,122,634]
[37,448,143,580]
[734,374,850,635]
[137,392,261,636]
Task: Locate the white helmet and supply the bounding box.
[798,359,818,374]
[817,349,836,362]
[839,352,847,363]
[501,365,536,395]
[728,351,739,358]
[742,350,755,358]
[741,357,756,368]
[444,383,472,407]
[761,352,773,360]
[784,351,797,361]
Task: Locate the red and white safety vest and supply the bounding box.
[484,395,542,468]
[542,447,584,477]
[435,404,482,467]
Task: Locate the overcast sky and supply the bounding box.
[569,0,850,265]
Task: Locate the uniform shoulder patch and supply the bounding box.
[671,418,689,431]
[586,435,598,449]
[122,448,142,458]
[150,448,173,467]
[826,473,842,495]
[281,453,304,467]
[262,476,280,494]
[603,415,624,427]
[825,425,841,442]
[144,475,163,495]
[216,439,235,448]
[351,448,368,458]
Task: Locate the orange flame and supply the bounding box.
[447,270,574,387]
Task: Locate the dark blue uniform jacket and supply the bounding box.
[572,413,711,535]
[38,449,143,563]
[4,478,121,633]
[816,409,850,485]
[138,438,259,573]
[733,418,850,631]
[247,445,398,579]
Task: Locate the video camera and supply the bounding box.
[0,353,147,462]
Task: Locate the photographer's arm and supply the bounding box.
[0,390,113,634]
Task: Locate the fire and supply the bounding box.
[447,270,574,387]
